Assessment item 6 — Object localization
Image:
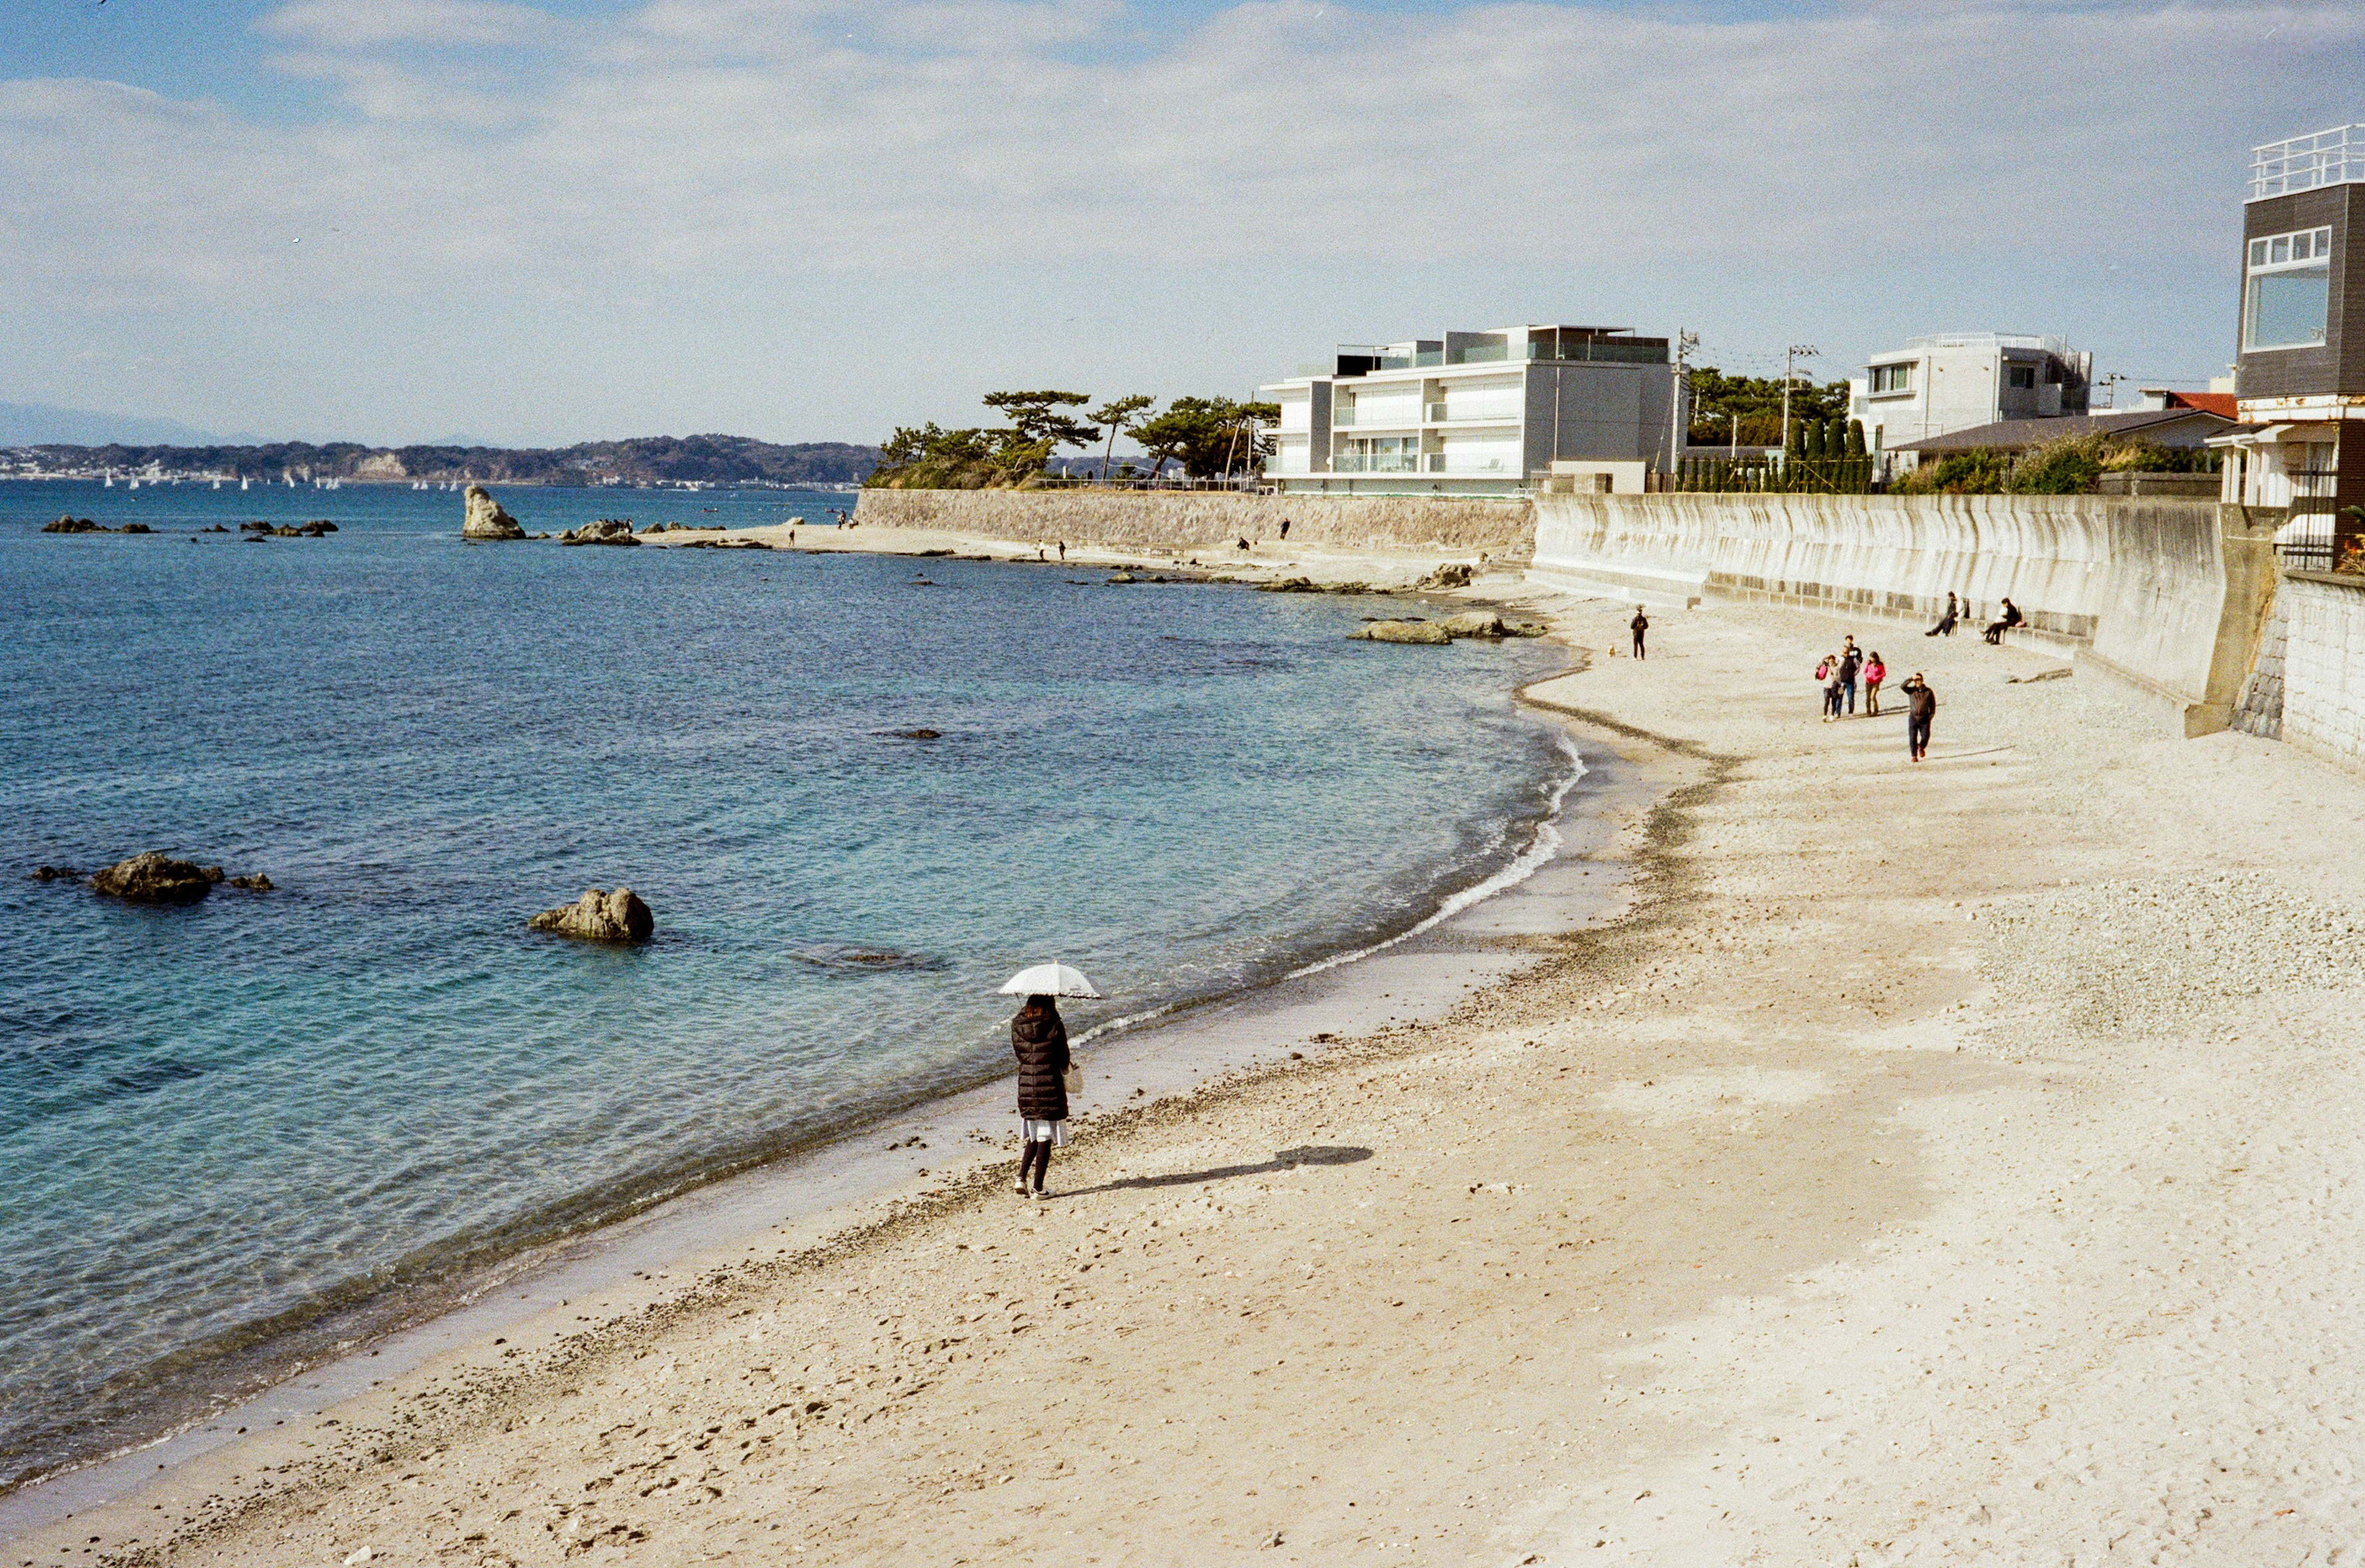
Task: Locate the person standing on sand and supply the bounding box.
[1630,607,1649,660]
[1011,993,1070,1200]
[1839,641,1862,716]
[1279,519,1291,540]
[1058,541,1066,560]
[1904,673,1936,761]
[1816,653,1841,721]
[1862,651,1886,715]
[1926,592,1958,637]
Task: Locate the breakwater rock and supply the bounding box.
[462,485,528,541]
[560,518,640,547]
[528,887,654,943]
[89,853,217,905]
[1351,620,1453,645]
[43,517,153,535]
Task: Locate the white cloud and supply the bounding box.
[1,0,2358,435]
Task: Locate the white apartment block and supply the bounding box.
[1848,333,2095,455]
[1260,325,1678,496]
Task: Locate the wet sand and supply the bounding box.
[18,575,2365,1566]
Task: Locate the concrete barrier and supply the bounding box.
[2278,573,2365,770]
[1530,493,2281,735]
[851,489,1534,557]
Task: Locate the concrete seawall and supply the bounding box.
[2278,573,2365,770]
[1530,493,2282,736]
[851,489,1533,557]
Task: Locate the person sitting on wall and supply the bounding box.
[1926,592,1959,637]
[1983,597,2025,645]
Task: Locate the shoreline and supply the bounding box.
[0,580,1634,1542]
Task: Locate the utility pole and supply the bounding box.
[1781,344,1820,460]
[1670,328,1699,477]
[2096,371,2126,410]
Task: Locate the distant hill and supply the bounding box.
[0,402,259,447]
[7,434,880,487]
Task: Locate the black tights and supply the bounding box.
[1019,1138,1053,1191]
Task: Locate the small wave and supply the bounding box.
[1286,730,1587,980]
[785,944,948,975]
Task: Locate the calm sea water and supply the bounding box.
[0,479,1571,1488]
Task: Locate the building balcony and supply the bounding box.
[1332,408,1419,430]
[1425,403,1522,424]
[2251,124,2365,201]
[1330,453,1517,475]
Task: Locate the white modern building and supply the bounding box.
[1260,325,1678,496]
[1848,333,2095,457]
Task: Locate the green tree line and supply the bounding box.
[870,391,1280,490]
[1685,366,1852,448]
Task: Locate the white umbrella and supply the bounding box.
[998,962,1102,999]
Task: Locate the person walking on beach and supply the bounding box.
[1011,993,1071,1200]
[1903,673,1937,761]
[1862,650,1887,716]
[1279,518,1291,540]
[1057,540,1066,561]
[1838,641,1862,716]
[1926,592,1958,637]
[1816,653,1842,721]
[1630,607,1649,660]
[1984,597,2024,645]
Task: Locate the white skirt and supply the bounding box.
[1021,1118,1068,1146]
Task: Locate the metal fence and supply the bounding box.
[1663,455,1875,495]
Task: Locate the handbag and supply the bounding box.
[1061,1063,1083,1096]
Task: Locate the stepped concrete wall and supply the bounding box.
[850,490,1533,557]
[1530,493,2282,735]
[2278,574,2365,770]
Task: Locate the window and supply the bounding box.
[2245,225,2334,352]
[1869,363,1914,395]
[2007,365,2037,390]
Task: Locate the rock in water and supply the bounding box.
[559,518,639,547]
[528,887,653,943]
[1350,620,1453,645]
[461,485,527,541]
[229,873,275,891]
[1436,610,1509,639]
[1417,562,1476,589]
[90,852,215,905]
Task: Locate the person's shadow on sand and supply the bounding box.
[1058,1146,1372,1198]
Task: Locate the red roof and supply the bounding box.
[2166,392,2237,418]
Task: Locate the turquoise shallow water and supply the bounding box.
[0,480,1572,1488]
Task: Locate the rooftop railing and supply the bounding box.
[2252,124,2365,201]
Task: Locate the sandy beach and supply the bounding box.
[18,564,2365,1566]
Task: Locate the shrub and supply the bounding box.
[2008,434,2105,495]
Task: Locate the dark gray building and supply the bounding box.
[2221,124,2365,560]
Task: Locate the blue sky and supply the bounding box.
[4,0,2361,446]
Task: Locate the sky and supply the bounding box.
[2,0,2361,448]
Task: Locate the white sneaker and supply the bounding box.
[1031,1189,1051,1202]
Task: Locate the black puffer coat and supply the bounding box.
[1011,1005,1071,1121]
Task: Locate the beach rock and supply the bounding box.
[1351,620,1453,645]
[1105,573,1136,584]
[528,887,653,944]
[42,516,102,533]
[641,521,668,534]
[31,865,79,882]
[889,728,942,740]
[229,873,275,891]
[240,521,273,533]
[204,523,230,533]
[243,535,267,543]
[560,518,639,547]
[119,523,153,535]
[299,520,336,536]
[1417,562,1477,589]
[273,525,302,537]
[1437,611,1509,639]
[90,852,216,905]
[461,485,527,541]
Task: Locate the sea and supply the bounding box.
[0,478,1575,1492]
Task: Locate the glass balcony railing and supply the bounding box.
[1425,403,1521,423]
[1335,406,1418,429]
[1447,344,1508,365]
[1524,339,1668,365]
[1331,453,1422,474]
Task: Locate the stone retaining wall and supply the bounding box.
[1529,492,2282,735]
[2278,574,2365,770]
[850,489,1534,557]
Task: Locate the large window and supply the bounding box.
[2245,225,2334,352]
[1869,363,1914,395]
[2007,365,2037,389]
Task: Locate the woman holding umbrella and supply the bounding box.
[1003,963,1098,1200]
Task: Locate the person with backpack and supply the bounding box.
[1816,653,1842,721]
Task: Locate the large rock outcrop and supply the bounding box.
[1349,620,1453,645]
[528,887,653,943]
[462,485,527,541]
[559,518,640,547]
[91,852,217,905]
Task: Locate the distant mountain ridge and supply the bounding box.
[0,402,258,447]
[8,434,880,487]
